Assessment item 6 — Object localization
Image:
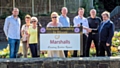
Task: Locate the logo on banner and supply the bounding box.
[54,35,60,39]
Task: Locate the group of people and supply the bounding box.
[3,7,114,58]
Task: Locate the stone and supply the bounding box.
[57,64,67,68]
[0,57,119,68]
[98,63,109,68]
[0,63,7,68]
[74,64,86,68]
[110,61,120,68]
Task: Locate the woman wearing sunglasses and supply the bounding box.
[47,12,62,27]
[27,17,39,57]
[47,12,65,57]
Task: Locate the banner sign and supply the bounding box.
[39,27,82,50]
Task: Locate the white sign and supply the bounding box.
[40,34,80,50]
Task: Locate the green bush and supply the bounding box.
[0,12,10,19]
[18,10,28,20]
[0,10,28,20]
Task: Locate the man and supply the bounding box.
[73,8,89,57]
[59,7,70,57]
[85,9,101,57]
[59,7,70,27]
[92,11,114,56]
[3,8,21,58]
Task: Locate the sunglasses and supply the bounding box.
[31,21,36,22]
[51,16,57,18]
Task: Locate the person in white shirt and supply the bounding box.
[21,14,31,58]
[3,8,21,58]
[73,8,89,57]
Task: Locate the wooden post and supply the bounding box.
[37,22,41,57]
[44,0,47,14]
[89,0,94,9]
[64,0,66,7]
[32,0,35,15]
[49,0,51,13]
[13,0,15,8]
[80,23,83,56]
[79,0,83,7]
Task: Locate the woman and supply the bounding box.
[47,12,65,57]
[21,14,31,58]
[27,17,39,57]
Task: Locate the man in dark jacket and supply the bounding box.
[85,9,101,57]
[92,11,114,56]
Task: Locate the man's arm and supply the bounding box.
[21,25,25,37]
[106,22,114,45]
[3,17,9,38]
[73,17,78,27]
[91,29,98,33]
[83,19,91,32]
[68,17,70,27]
[59,16,62,25]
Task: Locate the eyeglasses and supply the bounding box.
[51,16,57,18]
[31,21,36,22]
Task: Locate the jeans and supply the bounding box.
[8,38,20,58]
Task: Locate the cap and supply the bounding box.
[31,17,38,22]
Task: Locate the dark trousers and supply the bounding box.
[85,33,99,57]
[99,41,111,56]
[73,34,87,57]
[29,44,39,57]
[64,50,68,57]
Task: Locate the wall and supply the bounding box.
[0,57,120,68]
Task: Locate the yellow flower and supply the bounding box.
[67,51,71,58]
[111,46,118,52]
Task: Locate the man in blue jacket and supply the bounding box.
[91,11,114,56]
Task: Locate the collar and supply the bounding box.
[78,16,85,19]
[90,16,96,19]
[61,15,67,18]
[103,19,110,23]
[11,15,18,19]
[11,15,14,18]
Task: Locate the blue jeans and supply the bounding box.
[8,38,20,58]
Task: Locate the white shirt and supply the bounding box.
[21,24,30,41]
[3,15,21,39]
[47,22,63,27]
[73,16,89,34]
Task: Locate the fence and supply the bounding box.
[0,0,93,15]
